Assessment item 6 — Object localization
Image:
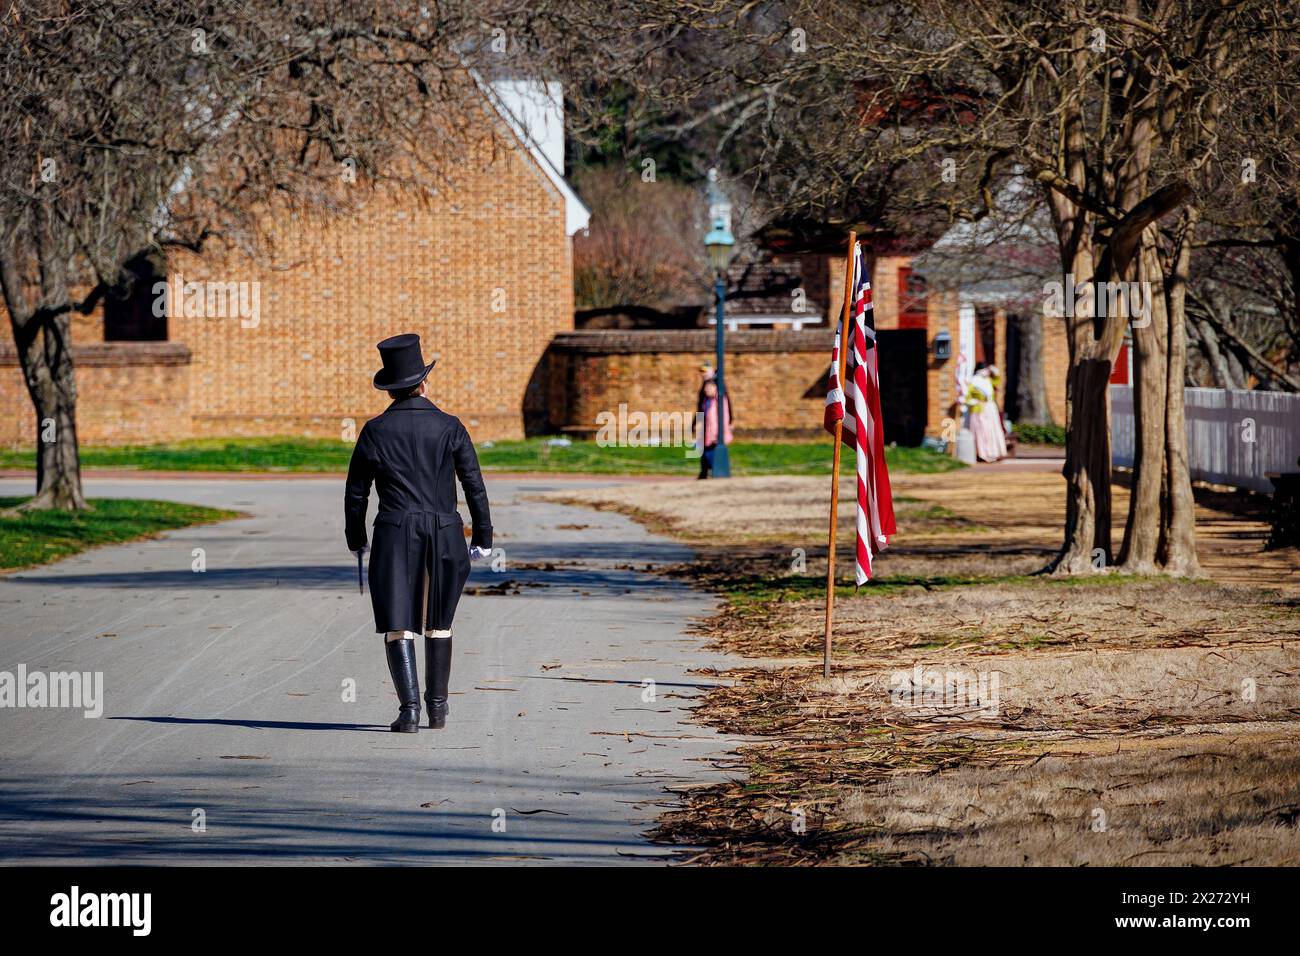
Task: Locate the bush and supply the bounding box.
[1013,422,1067,446]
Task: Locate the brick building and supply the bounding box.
[1,82,1080,451]
[0,81,590,448]
[542,241,1073,444]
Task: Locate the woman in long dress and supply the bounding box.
[965,363,1008,462]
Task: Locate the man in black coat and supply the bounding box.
[345,333,492,732]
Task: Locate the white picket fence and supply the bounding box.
[1110,386,1300,493]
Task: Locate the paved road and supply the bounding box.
[0,476,739,864]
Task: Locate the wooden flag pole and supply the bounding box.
[824,231,857,680]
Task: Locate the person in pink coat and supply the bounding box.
[695,374,734,479]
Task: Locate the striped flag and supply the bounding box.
[824,242,896,584]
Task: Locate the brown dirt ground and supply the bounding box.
[544,464,1298,591]
[542,464,1300,865]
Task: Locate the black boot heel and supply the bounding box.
[384,639,421,733]
[423,635,452,730]
[427,699,449,730]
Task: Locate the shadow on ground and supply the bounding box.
[8,539,696,592]
[0,763,690,863]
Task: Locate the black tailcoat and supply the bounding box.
[344,396,492,634]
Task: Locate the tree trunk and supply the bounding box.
[1159,210,1200,575]
[1048,218,1124,575]
[1013,312,1051,424]
[10,312,87,511]
[1193,315,1243,389]
[0,216,89,512]
[1056,356,1114,573]
[1119,227,1169,572]
[1117,215,1201,575]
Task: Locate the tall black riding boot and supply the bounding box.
[384,639,421,733]
[423,635,452,729]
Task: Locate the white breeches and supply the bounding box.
[385,629,451,642]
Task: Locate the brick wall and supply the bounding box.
[171,134,572,443]
[925,288,960,436]
[1043,313,1070,424]
[536,274,1073,447]
[0,343,192,448]
[541,329,834,440]
[0,127,572,448]
[871,255,904,330]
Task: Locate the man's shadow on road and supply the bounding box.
[9,553,690,592]
[111,716,389,732]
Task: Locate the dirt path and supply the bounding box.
[544,462,1297,592]
[544,464,1300,865]
[897,464,1297,593]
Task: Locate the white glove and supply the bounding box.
[468,545,491,561]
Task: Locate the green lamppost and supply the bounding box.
[704,168,735,478]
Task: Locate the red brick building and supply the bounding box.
[543,243,1072,445]
[1,84,1076,452]
[0,81,590,447]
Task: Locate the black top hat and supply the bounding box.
[373,333,435,391]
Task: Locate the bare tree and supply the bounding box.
[543,0,1299,576]
[0,0,541,509]
[1183,26,1300,393]
[1185,245,1299,391]
[571,166,709,314]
